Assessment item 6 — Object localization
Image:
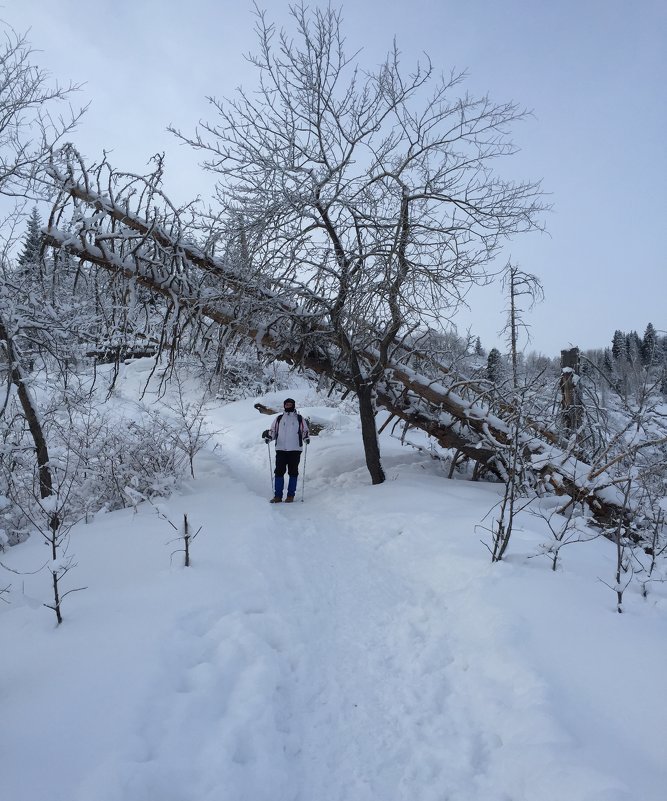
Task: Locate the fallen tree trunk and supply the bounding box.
[41,156,634,525]
[43,220,628,526]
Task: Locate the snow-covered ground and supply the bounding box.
[2,362,666,801]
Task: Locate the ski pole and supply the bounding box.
[301,441,308,502]
[266,440,274,495]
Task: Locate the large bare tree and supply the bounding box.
[0,23,84,508]
[0,25,84,199]
[172,4,545,484]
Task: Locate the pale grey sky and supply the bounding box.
[3,0,665,356]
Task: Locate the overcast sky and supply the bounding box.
[3,0,665,356]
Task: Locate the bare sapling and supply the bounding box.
[529,502,600,571]
[479,366,559,560]
[0,341,86,623]
[180,514,202,567]
[150,501,202,567]
[645,509,666,583]
[631,507,667,599]
[160,372,217,478]
[599,479,635,614]
[488,440,524,563]
[168,513,203,568]
[8,483,87,625]
[40,484,87,624]
[479,385,535,562]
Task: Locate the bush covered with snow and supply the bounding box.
[0,370,211,543]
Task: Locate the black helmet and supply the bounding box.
[283,397,296,408]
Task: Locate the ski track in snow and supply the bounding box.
[69,426,632,801]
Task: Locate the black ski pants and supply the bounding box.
[274,450,301,477]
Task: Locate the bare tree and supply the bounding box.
[0,307,53,498]
[500,261,544,388]
[171,4,545,484]
[0,22,85,503]
[0,25,84,198]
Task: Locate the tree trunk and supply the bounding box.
[510,269,518,388]
[356,382,385,485]
[560,347,582,436]
[0,316,53,498]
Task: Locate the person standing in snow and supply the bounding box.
[262,398,310,503]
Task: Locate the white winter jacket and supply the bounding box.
[270,411,309,451]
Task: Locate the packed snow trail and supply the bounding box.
[74,395,633,801]
[2,378,666,801]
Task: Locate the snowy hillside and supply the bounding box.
[2,363,666,801]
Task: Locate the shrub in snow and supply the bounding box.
[57,407,190,517]
[156,369,218,479]
[0,403,41,545]
[1,382,208,546]
[529,501,600,572]
[210,351,291,401]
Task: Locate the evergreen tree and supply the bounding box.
[474,336,485,358]
[641,322,658,366]
[486,348,504,385]
[17,207,44,280]
[611,330,626,361]
[625,331,642,364]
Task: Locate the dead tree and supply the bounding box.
[560,347,583,437]
[500,262,544,387]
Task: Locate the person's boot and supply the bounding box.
[269,496,283,503]
[284,496,295,503]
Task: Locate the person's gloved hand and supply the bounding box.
[304,437,310,445]
[262,429,270,443]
